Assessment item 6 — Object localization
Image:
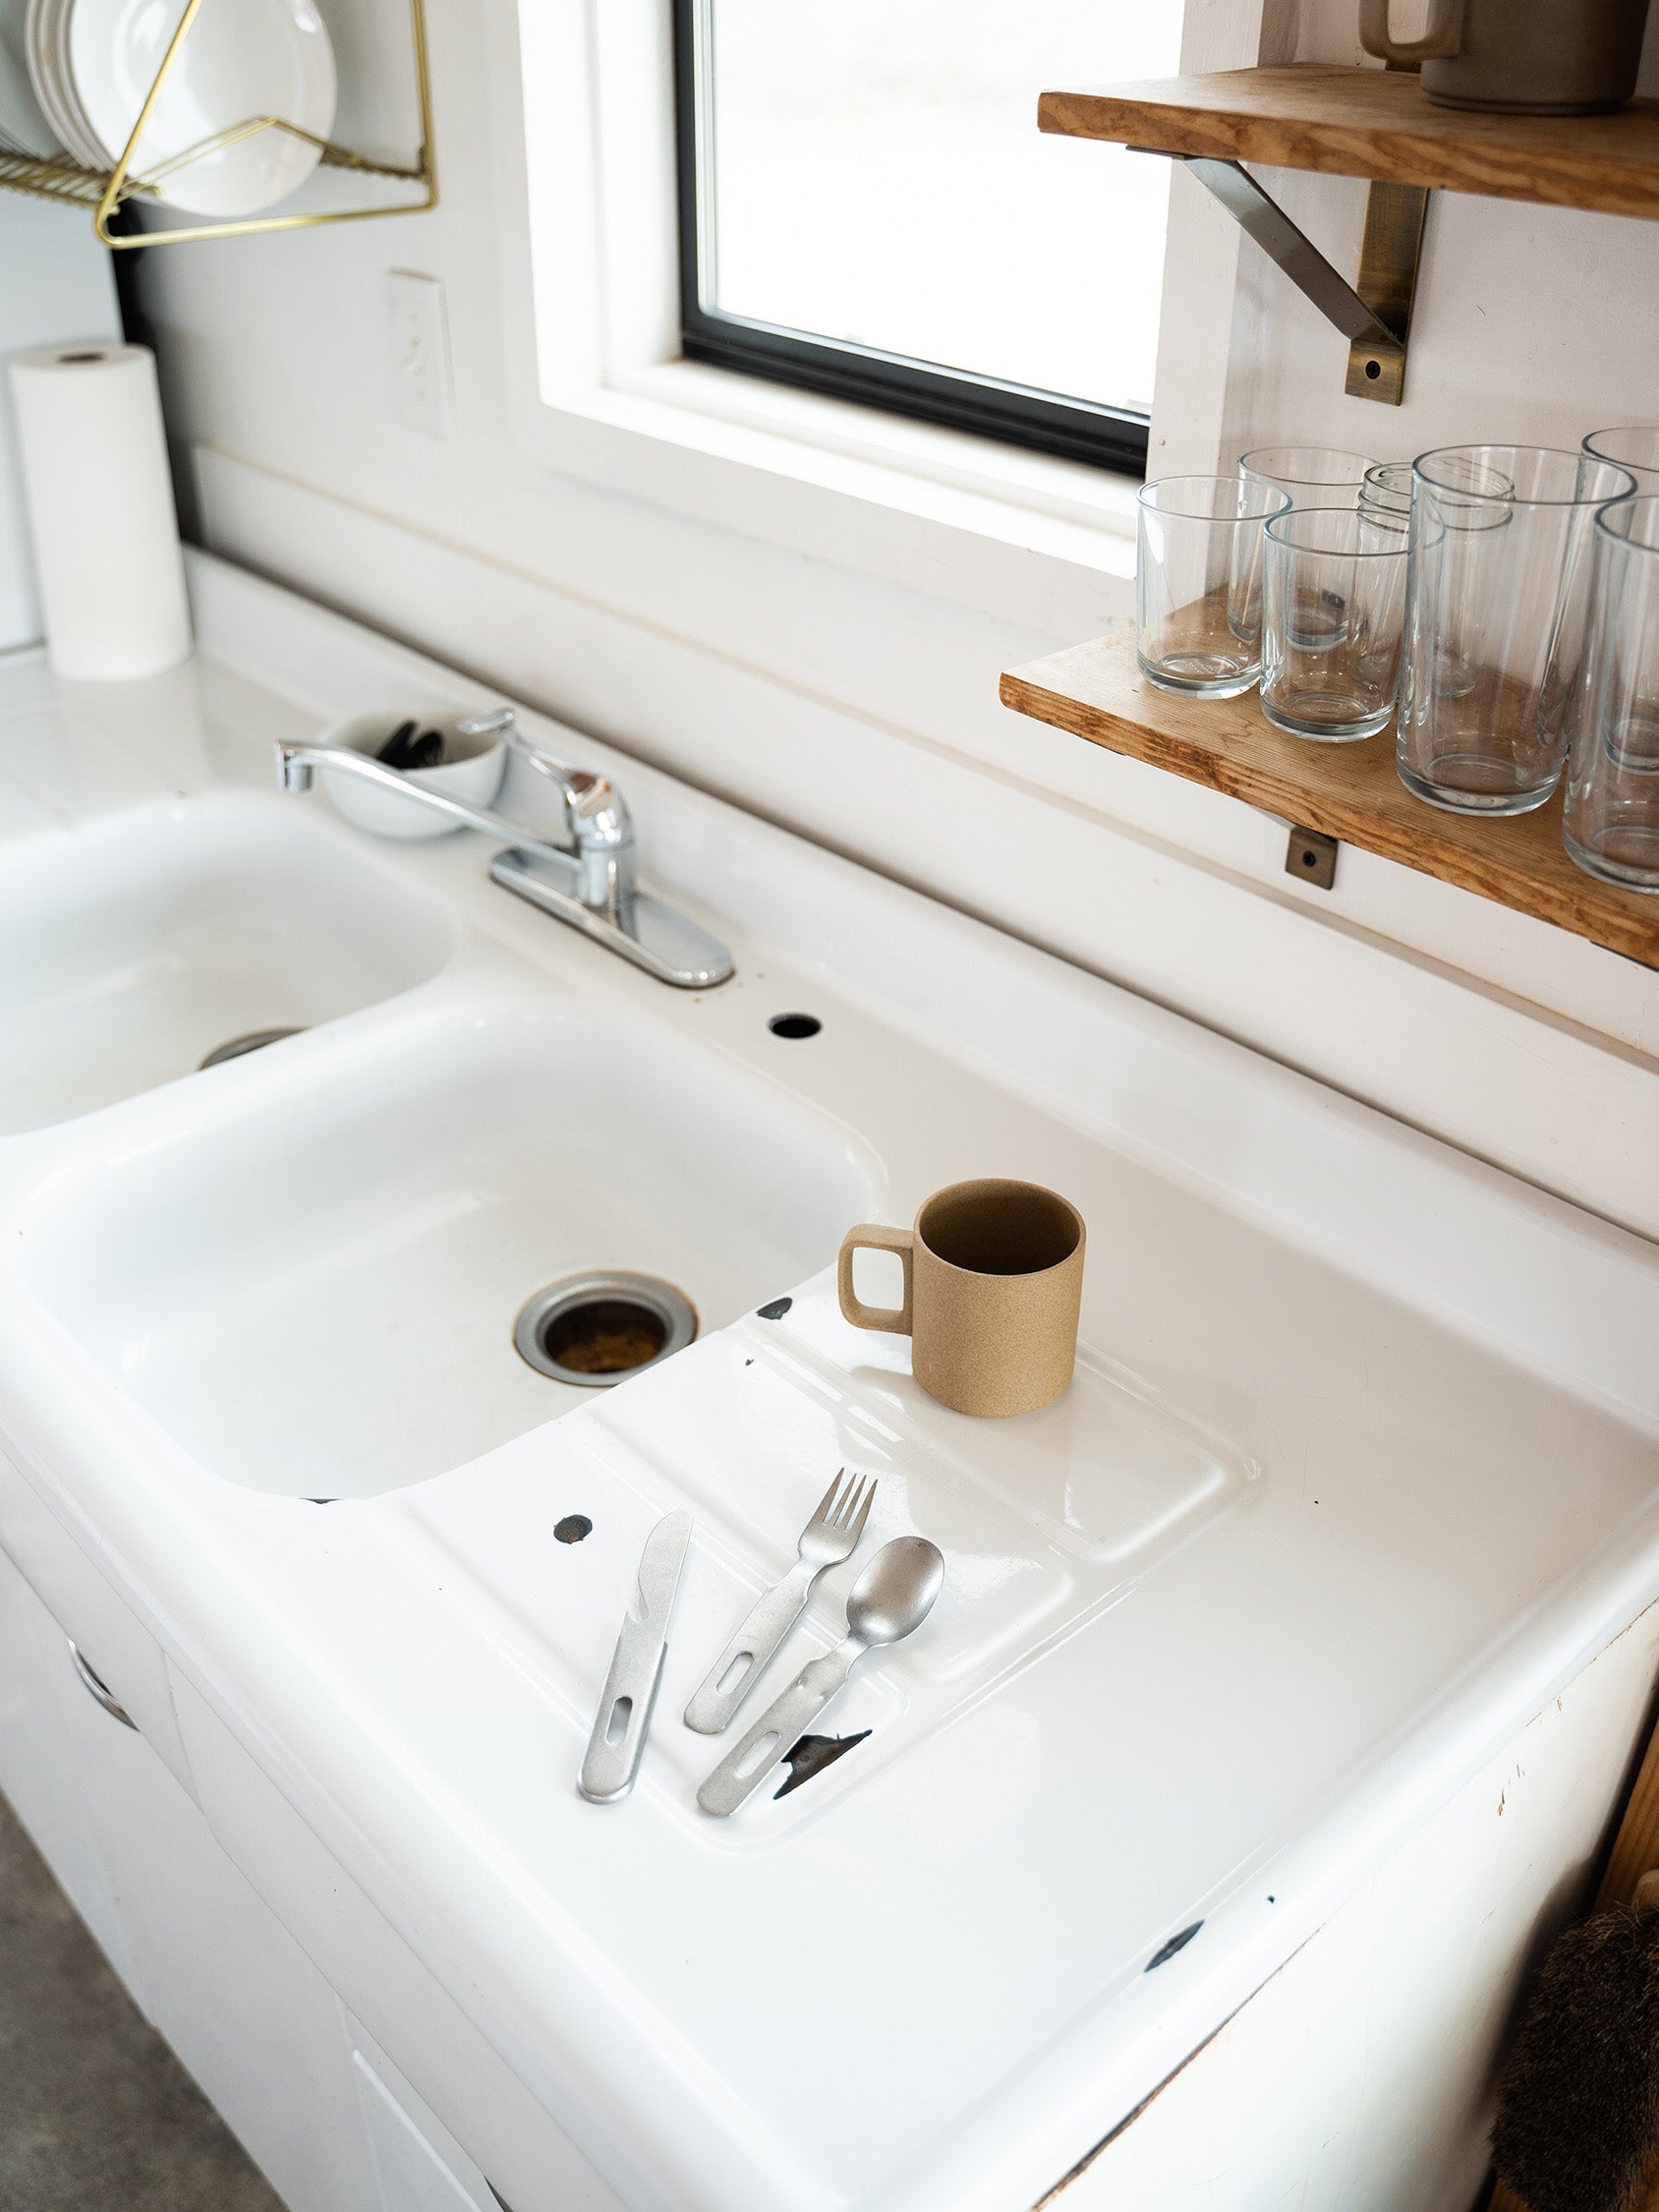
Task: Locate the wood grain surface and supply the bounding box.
[1000,627,1659,965]
[1038,66,1659,219]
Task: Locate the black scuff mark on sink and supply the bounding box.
[756,1297,793,1321]
[306,1497,338,1506]
[554,1515,593,1545]
[1145,1922,1204,1972]
[773,1730,871,1799]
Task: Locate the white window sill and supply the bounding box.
[514,356,1139,635]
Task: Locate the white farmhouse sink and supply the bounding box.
[0,794,452,1135]
[21,1004,879,1497]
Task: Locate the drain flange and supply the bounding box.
[199,1026,304,1071]
[513,1271,697,1387]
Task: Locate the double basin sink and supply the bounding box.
[4,792,878,1500]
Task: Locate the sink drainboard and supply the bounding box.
[512,1271,698,1387]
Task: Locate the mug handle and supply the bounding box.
[837,1224,914,1335]
[1357,0,1464,63]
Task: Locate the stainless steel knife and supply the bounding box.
[578,1509,694,1804]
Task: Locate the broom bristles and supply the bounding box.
[1493,1905,1659,2212]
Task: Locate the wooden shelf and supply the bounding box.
[1000,630,1659,966]
[1038,65,1659,219]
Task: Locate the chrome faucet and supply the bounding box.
[274,708,733,990]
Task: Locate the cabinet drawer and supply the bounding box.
[351,2025,499,2212]
[0,1441,194,1790]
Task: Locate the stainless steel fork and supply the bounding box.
[683,1470,876,1734]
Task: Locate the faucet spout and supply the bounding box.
[271,724,733,990]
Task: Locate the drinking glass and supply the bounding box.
[1563,494,1659,891]
[1231,447,1376,640]
[1358,462,1414,529]
[1240,445,1378,509]
[1583,426,1659,493]
[1136,476,1290,697]
[1397,444,1635,814]
[1260,506,1408,741]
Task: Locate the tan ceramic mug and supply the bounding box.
[1359,0,1650,113]
[837,1179,1085,1418]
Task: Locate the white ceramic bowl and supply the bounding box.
[70,0,336,215]
[318,711,508,844]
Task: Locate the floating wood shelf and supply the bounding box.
[1038,65,1659,220]
[1000,629,1659,966]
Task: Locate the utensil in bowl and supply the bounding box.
[697,1536,944,1818]
[684,1469,877,1735]
[315,707,510,841]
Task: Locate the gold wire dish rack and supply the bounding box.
[0,0,435,247]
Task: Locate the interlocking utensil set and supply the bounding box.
[579,1471,944,1818]
[684,1469,876,1735]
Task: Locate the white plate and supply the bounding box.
[49,0,110,164]
[69,0,336,216]
[24,0,100,164]
[2,0,64,155]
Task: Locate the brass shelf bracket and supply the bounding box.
[1171,155,1429,405]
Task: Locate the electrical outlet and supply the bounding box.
[386,269,456,440]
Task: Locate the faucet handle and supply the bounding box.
[510,736,632,841]
[456,705,517,742]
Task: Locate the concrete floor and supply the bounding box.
[0,1791,284,2212]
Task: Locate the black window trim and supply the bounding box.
[671,0,1150,478]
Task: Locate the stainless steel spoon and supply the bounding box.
[696,1536,944,1818]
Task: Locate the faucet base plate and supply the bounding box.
[488,845,735,990]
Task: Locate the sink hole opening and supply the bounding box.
[774,1730,871,1800]
[513,1272,698,1387]
[769,1013,821,1039]
[603,1696,633,1747]
[198,1026,306,1071]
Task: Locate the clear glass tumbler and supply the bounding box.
[1563,494,1659,892]
[1136,476,1290,697]
[1260,506,1409,741]
[1240,445,1378,510]
[1358,462,1414,530]
[1583,427,1659,494]
[1397,444,1635,815]
[1231,447,1377,641]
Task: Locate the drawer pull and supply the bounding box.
[68,1641,138,1729]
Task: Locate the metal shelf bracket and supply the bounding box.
[1173,156,1429,405]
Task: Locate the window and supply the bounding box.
[673,0,1183,476]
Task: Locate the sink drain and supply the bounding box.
[199,1026,305,1071]
[513,1272,697,1387]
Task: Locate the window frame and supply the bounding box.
[670,0,1153,476]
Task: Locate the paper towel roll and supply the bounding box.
[9,341,192,681]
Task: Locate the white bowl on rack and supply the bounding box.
[68,0,337,214]
[316,712,510,844]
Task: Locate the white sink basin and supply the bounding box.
[0,794,452,1135]
[22,1004,879,1497]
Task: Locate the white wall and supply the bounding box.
[131,0,1659,1239]
[0,196,121,650]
